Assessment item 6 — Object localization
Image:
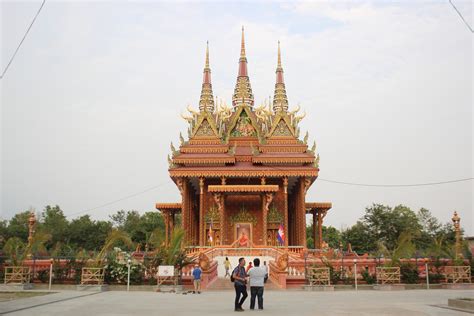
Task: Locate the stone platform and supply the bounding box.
[0,283,33,291]
[373,284,406,291]
[441,283,474,290]
[303,285,334,291]
[76,284,109,291]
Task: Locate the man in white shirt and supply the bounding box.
[247,258,266,310]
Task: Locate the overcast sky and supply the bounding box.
[1,1,473,235]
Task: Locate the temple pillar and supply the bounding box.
[199,177,205,246]
[296,177,304,246]
[312,210,317,249]
[283,177,289,247]
[262,192,273,246]
[302,178,310,248]
[164,211,170,247]
[176,178,188,242]
[170,211,175,236]
[317,211,323,249]
[213,193,225,245]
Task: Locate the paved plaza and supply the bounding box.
[1,289,473,316]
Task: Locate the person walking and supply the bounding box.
[246,261,253,273]
[232,257,248,312]
[247,258,266,310]
[224,257,232,278]
[192,264,202,294]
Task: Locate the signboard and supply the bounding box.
[158,265,175,277]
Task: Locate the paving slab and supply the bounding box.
[1,289,473,315]
[0,291,101,315]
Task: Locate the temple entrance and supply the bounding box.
[234,222,252,247]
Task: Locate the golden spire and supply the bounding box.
[205,40,210,69]
[273,40,288,112]
[277,40,282,69]
[240,26,246,60]
[199,41,214,112]
[232,26,254,107]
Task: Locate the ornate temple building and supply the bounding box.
[156,28,331,249]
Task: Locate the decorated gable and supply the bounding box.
[267,115,295,138]
[230,110,257,137]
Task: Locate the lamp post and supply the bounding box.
[48,258,53,291]
[127,259,131,292]
[425,258,429,290]
[353,259,358,291]
[452,211,461,261]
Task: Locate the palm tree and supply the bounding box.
[92,229,134,266]
[376,232,415,267]
[2,231,51,266]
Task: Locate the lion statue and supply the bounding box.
[276,252,289,271]
[198,252,210,271]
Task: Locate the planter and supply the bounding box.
[376,267,400,284]
[443,266,471,284]
[80,267,105,285]
[4,266,31,284]
[448,298,474,311]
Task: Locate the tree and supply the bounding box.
[109,210,165,248]
[415,208,442,251]
[6,211,31,241]
[342,222,374,254]
[40,205,69,248]
[361,204,421,251]
[68,215,112,251]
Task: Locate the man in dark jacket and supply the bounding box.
[232,257,248,312]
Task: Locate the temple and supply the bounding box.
[156,28,332,250]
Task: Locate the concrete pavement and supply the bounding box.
[1,289,473,315]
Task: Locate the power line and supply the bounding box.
[66,181,172,218]
[65,169,472,218]
[449,0,474,33]
[0,0,46,80]
[266,164,473,187]
[316,177,473,187]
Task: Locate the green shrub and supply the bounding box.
[37,269,49,283]
[428,273,444,284]
[400,263,419,284]
[361,269,376,284]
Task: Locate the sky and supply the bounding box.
[1,0,473,235]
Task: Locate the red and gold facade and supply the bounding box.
[156,29,331,249]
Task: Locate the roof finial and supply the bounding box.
[199,41,214,112]
[277,40,282,69]
[273,40,288,112]
[240,26,246,59]
[205,40,210,69]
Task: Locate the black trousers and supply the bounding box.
[234,283,248,309]
[250,286,264,309]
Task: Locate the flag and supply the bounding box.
[277,223,285,245]
[208,221,213,244]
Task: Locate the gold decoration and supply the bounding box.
[267,205,283,223]
[272,119,292,136]
[230,206,257,226]
[204,206,220,223]
[195,119,215,136]
[231,111,256,137]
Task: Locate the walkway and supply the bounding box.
[1,289,472,315]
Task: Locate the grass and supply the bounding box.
[0,291,52,302]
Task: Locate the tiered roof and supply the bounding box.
[168,28,320,181]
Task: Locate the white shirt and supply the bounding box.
[247,266,266,287]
